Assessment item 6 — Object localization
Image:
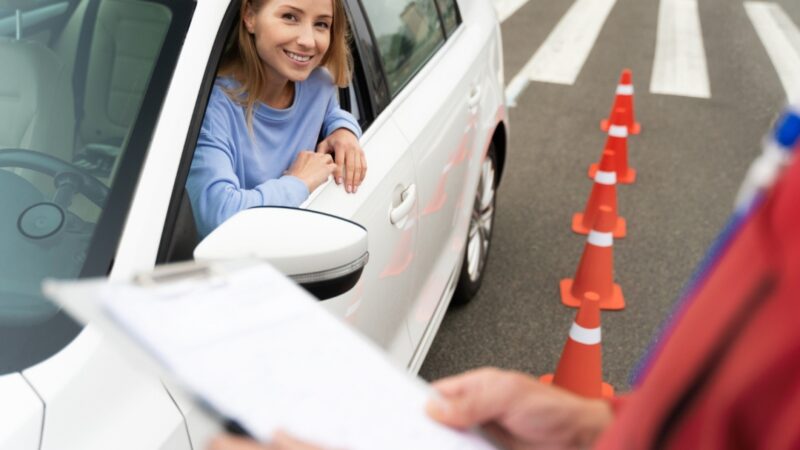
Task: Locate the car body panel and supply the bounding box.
[0,373,42,449]
[23,326,189,450]
[167,381,224,449]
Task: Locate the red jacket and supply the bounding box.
[595,155,800,449]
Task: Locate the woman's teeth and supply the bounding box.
[286,51,311,62]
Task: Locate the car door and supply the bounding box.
[360,0,482,350]
[303,115,419,365]
[299,3,420,364]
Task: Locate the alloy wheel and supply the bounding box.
[465,154,496,282]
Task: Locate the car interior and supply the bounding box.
[1,0,171,212]
[0,0,172,325]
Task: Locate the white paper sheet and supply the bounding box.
[45,261,496,450]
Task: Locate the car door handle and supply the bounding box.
[467,85,482,109]
[390,184,416,225]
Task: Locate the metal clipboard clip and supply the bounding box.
[133,261,213,286]
[131,259,264,297]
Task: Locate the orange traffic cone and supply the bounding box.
[561,205,625,310]
[600,69,640,135]
[540,291,614,399]
[589,107,636,184]
[573,150,626,238]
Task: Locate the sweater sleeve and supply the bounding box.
[606,393,629,416]
[186,94,308,238]
[321,90,362,139]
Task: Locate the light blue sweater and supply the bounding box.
[187,69,361,238]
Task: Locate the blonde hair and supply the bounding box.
[218,0,352,131]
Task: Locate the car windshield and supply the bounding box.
[0,0,192,374]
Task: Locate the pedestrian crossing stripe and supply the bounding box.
[498,0,800,105]
[650,0,711,98]
[504,0,617,106]
[746,2,800,102]
[494,0,530,23]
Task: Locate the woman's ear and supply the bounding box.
[243,3,256,34]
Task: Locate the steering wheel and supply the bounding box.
[0,149,104,329]
[0,148,109,207]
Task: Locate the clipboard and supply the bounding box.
[43,260,260,440]
[44,259,498,450]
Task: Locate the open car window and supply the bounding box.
[157,2,375,265]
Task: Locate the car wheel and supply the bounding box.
[452,143,498,306]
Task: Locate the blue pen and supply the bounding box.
[733,104,800,214]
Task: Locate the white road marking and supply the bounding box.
[505,72,529,107]
[505,0,616,105]
[526,0,617,85]
[745,2,800,101]
[493,0,530,23]
[650,0,711,98]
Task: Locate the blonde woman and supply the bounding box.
[187,0,366,238]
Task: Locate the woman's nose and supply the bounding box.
[296,24,314,48]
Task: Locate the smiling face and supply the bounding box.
[244,0,333,85]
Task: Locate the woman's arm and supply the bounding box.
[185,92,311,238]
[321,89,361,139]
[186,142,309,238]
[318,93,366,193]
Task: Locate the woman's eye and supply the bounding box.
[315,21,330,30]
[282,13,297,21]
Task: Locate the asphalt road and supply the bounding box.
[419,0,799,390]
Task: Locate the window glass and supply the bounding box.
[361,0,445,96]
[434,0,460,37]
[0,0,76,38]
[0,0,190,374]
[0,0,71,15]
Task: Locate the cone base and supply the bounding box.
[589,163,636,184]
[539,373,615,399]
[601,119,640,135]
[560,278,625,311]
[572,213,626,238]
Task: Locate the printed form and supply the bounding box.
[45,261,496,450]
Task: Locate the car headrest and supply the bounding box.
[0,0,27,11]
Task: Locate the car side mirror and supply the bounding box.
[193,207,368,300]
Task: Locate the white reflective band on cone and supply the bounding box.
[616,84,634,95]
[594,170,617,185]
[588,230,613,247]
[569,322,602,345]
[609,125,628,138]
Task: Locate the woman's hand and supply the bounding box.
[208,431,323,450]
[316,128,367,194]
[427,368,614,450]
[286,151,336,194]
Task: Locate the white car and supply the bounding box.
[0,0,507,448]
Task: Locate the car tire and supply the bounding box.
[451,143,498,306]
